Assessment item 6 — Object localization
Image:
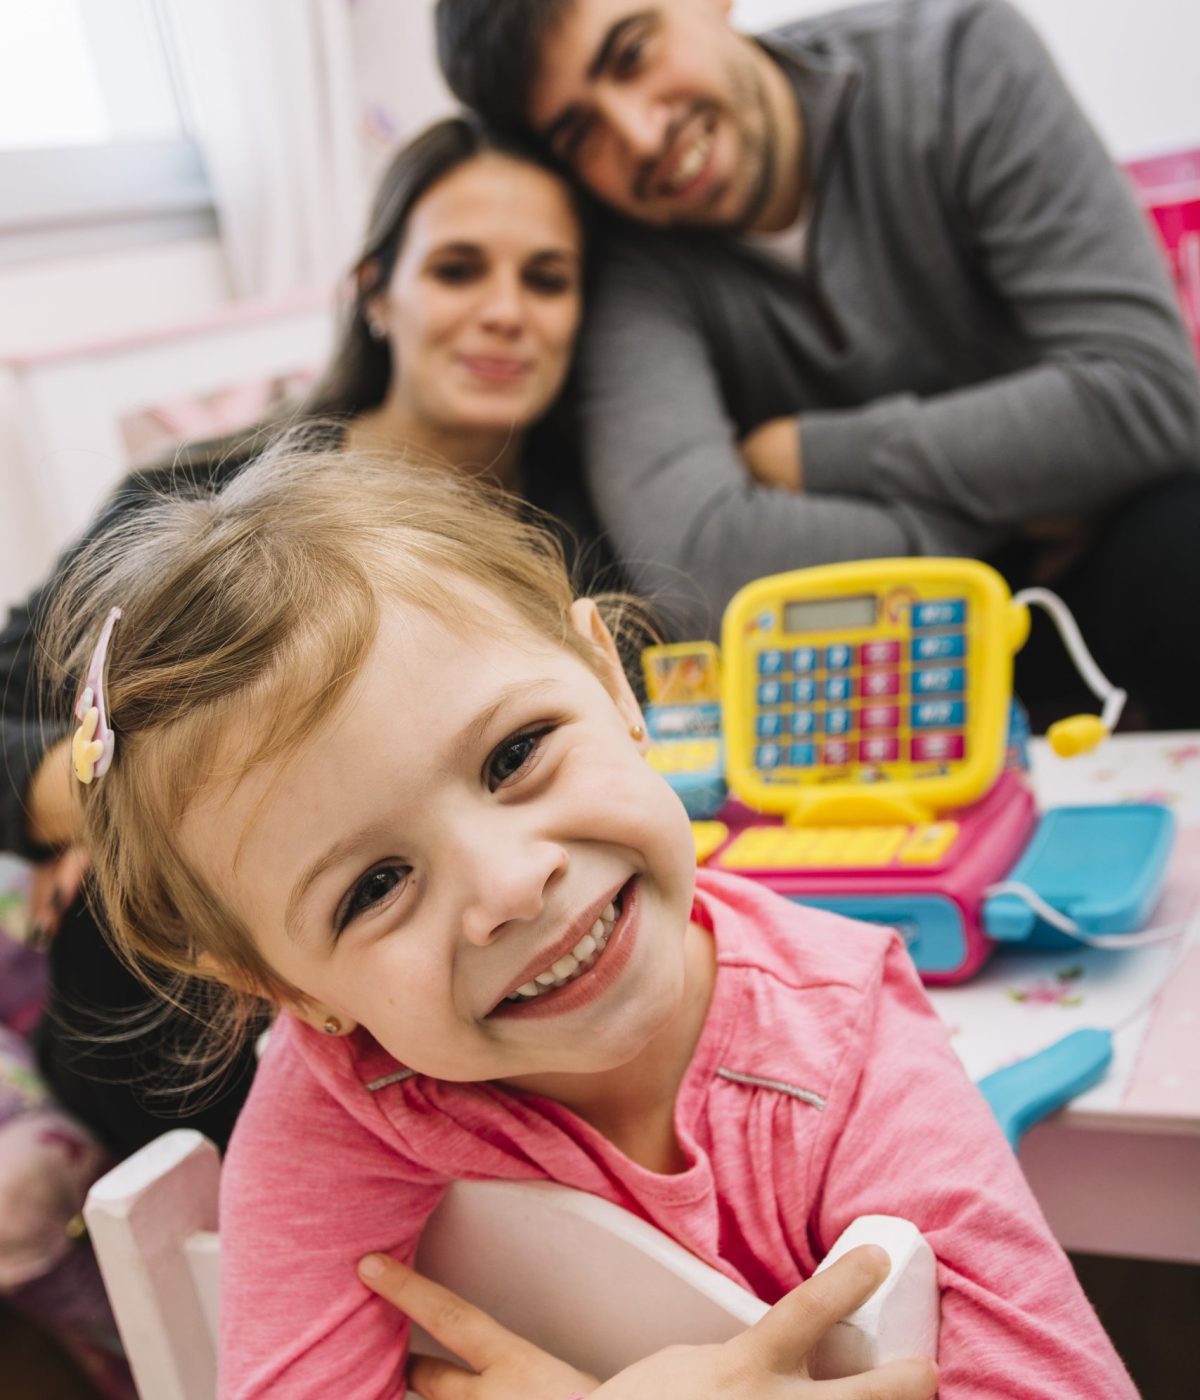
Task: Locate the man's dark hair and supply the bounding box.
[436,0,573,132]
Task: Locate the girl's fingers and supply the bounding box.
[407,1352,478,1400]
[358,1254,515,1372]
[742,1245,892,1364]
[812,1356,939,1400]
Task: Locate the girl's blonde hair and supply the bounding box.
[44,433,630,1061]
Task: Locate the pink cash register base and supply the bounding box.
[710,771,1038,984]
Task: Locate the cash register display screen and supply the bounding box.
[782,595,878,634]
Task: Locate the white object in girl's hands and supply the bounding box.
[810,1215,940,1379]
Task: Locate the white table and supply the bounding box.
[927,733,1200,1264]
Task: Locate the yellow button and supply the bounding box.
[692,821,729,863]
[898,822,959,864]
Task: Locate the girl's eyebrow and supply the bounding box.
[283,680,555,939]
[286,825,391,943]
[449,679,554,769]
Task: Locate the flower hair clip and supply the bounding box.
[72,606,123,785]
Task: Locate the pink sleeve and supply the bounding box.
[808,938,1136,1398]
[218,1047,446,1399]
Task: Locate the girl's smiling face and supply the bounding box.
[181,591,698,1087]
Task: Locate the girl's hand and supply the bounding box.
[357,1246,938,1399]
[588,1246,937,1399]
[358,1253,598,1399]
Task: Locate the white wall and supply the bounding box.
[733,0,1200,160]
[0,237,234,606]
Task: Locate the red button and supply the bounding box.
[823,740,858,765]
[861,640,901,667]
[911,733,965,762]
[861,736,900,763]
[861,670,901,697]
[860,705,900,731]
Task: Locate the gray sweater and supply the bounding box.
[578,0,1200,638]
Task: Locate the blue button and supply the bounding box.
[825,707,852,735]
[758,649,786,675]
[911,700,966,728]
[755,743,783,769]
[791,646,821,673]
[825,676,853,702]
[912,599,967,629]
[791,678,817,704]
[755,712,785,738]
[911,633,966,662]
[790,710,820,736]
[912,666,966,695]
[788,743,816,767]
[826,643,854,671]
[757,681,786,706]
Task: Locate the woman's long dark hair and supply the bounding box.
[304,114,586,422]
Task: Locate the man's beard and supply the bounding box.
[725,62,779,232]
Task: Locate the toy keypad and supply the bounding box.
[715,820,961,873]
[722,560,1019,818]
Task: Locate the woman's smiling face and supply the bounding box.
[371,152,584,437]
[181,590,698,1086]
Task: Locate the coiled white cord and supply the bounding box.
[1012,587,1127,734]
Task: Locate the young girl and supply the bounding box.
[49,445,1134,1398]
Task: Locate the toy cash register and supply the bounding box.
[681,559,1172,984]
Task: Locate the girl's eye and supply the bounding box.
[486,727,550,791]
[338,864,409,931]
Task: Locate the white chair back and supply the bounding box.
[84,1129,937,1399]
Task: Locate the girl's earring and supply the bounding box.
[322,1015,343,1036]
[629,722,645,742]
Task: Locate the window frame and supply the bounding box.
[0,0,215,265]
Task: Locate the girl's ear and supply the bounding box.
[569,598,645,734]
[195,951,358,1036]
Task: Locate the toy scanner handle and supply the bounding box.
[975,1028,1113,1150]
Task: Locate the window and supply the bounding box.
[0,0,214,263]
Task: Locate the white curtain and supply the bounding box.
[167,0,364,298]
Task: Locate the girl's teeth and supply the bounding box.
[551,953,580,979]
[504,893,622,1003]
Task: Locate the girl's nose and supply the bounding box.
[459,839,568,947]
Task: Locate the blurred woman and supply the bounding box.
[0,116,608,1159]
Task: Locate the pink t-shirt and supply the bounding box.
[220,869,1135,1397]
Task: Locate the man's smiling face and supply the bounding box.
[527,0,783,230]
